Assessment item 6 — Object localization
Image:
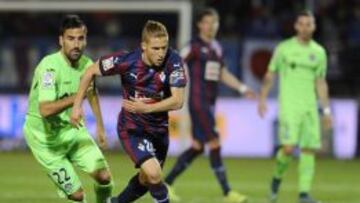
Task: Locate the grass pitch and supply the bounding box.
[0,152,359,203]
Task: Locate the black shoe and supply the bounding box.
[106,197,118,203]
[299,194,322,203]
[269,178,281,203]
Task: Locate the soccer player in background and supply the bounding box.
[258,11,332,203]
[23,15,113,203]
[71,20,187,203]
[164,8,255,203]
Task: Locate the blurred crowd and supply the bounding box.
[0,0,359,98]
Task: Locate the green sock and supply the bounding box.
[274,148,292,179]
[299,152,315,193]
[94,181,113,203]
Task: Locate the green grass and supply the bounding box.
[0,152,359,203]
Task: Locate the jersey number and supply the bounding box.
[52,168,71,184]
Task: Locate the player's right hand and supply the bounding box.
[258,99,267,118]
[70,106,83,129]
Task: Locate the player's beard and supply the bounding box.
[299,32,313,42]
[67,48,83,63]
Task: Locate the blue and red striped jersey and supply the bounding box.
[181,37,225,108]
[99,48,187,136]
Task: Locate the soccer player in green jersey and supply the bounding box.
[258,11,332,203]
[23,15,113,203]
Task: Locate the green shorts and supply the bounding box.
[23,123,108,196]
[278,109,321,149]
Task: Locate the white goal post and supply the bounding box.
[0,0,192,48]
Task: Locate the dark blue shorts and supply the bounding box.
[118,129,169,168]
[189,108,219,144]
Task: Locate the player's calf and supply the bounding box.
[93,169,113,203]
[141,158,169,203]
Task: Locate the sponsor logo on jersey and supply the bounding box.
[132,90,163,103]
[205,61,221,81]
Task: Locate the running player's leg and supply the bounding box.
[112,130,155,203]
[195,109,234,199]
[23,126,86,202]
[298,111,321,203]
[165,125,204,186]
[68,128,113,203]
[207,137,247,203]
[141,135,170,203]
[208,138,230,196]
[141,158,169,203]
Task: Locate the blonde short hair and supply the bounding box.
[141,20,169,42]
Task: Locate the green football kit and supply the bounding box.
[23,51,109,196]
[269,37,327,149]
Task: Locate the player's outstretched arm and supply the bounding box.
[316,78,332,130]
[87,88,108,149]
[220,67,256,99]
[258,71,275,118]
[123,87,185,114]
[71,61,102,128]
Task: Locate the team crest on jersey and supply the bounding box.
[159,71,166,82]
[102,56,114,71]
[42,71,55,88]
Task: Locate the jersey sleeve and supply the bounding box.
[169,54,187,88]
[268,44,282,72]
[37,61,57,102]
[99,51,128,76]
[315,48,327,78]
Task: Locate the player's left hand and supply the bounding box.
[244,89,257,99]
[70,106,83,128]
[322,114,332,132]
[123,99,149,113]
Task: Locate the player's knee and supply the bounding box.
[144,169,162,185]
[191,140,204,151]
[94,169,111,185]
[191,146,204,155]
[68,189,84,202]
[282,146,295,156]
[208,139,220,149]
